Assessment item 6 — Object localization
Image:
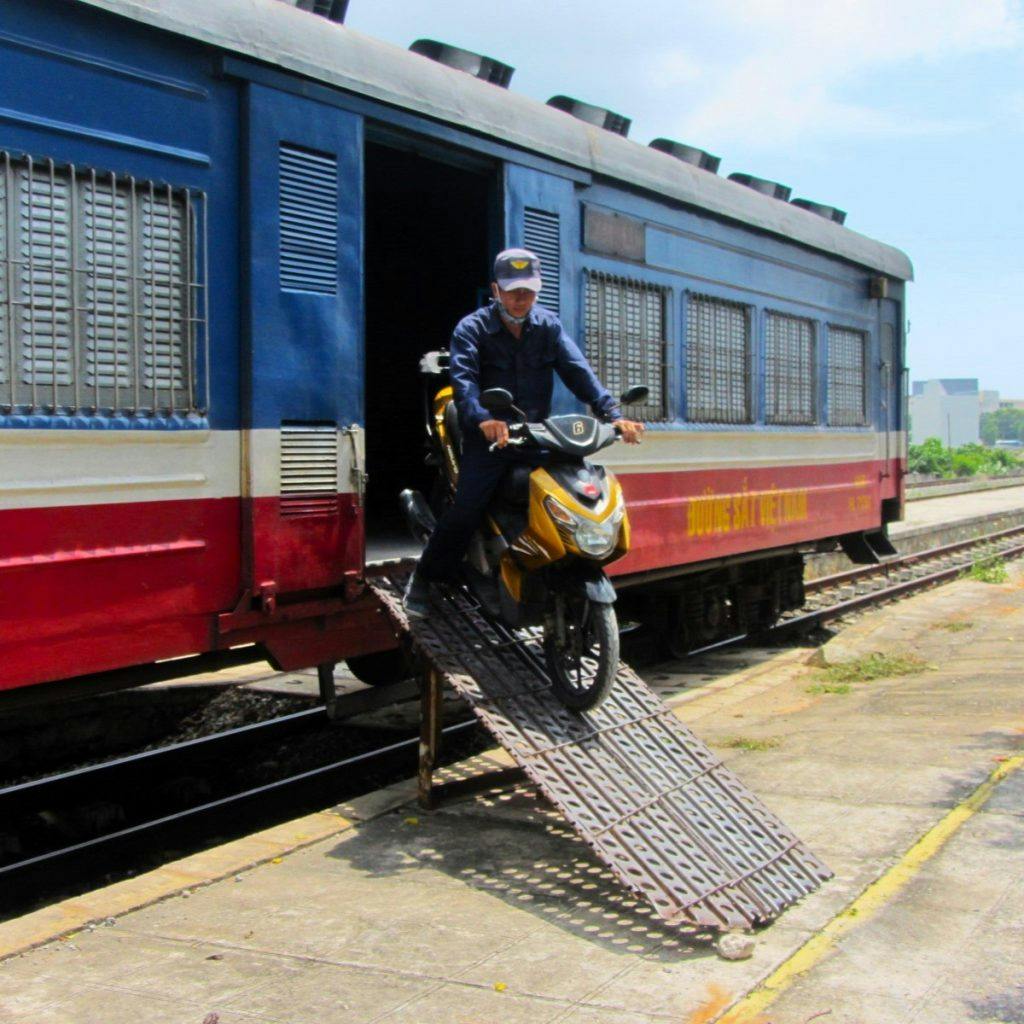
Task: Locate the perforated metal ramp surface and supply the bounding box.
[370,575,831,930]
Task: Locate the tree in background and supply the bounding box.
[910,436,1020,477]
[981,408,1024,444]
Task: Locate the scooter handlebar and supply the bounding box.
[488,436,527,452]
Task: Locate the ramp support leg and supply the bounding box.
[317,662,338,720]
[419,667,443,809]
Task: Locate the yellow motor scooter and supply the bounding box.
[401,351,647,710]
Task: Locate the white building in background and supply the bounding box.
[980,390,1001,415]
[909,379,980,447]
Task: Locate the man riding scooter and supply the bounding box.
[403,248,645,617]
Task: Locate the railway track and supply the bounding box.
[4,522,1023,916]
[0,677,480,913]
[782,523,1024,635]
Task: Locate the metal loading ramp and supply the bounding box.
[370,574,832,931]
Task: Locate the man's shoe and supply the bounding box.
[402,570,431,619]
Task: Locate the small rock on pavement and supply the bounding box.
[716,931,756,960]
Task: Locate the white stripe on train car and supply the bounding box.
[595,429,904,473]
[0,426,368,511]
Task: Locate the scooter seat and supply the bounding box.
[443,400,463,455]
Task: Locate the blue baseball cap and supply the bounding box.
[493,248,543,293]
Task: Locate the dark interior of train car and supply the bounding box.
[363,139,495,558]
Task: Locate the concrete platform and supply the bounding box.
[892,480,1024,535]
[2,565,1022,1023]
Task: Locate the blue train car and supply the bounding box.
[0,0,911,696]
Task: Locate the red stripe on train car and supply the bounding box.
[611,458,897,576]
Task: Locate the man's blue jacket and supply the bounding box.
[449,301,621,437]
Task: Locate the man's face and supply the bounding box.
[492,283,538,320]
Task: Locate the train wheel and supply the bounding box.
[345,647,418,686]
[659,594,693,660]
[696,586,727,643]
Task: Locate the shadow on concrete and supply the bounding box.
[966,984,1024,1024]
[327,781,716,961]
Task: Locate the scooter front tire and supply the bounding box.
[544,601,619,712]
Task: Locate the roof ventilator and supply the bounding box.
[276,0,349,21]
[791,198,847,225]
[409,40,515,87]
[648,138,720,173]
[728,173,792,201]
[547,96,631,137]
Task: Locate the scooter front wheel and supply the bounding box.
[543,599,619,712]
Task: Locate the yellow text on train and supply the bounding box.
[686,485,810,538]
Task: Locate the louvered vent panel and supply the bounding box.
[18,166,74,392]
[140,188,189,398]
[82,176,133,394]
[280,424,339,517]
[523,207,560,315]
[279,144,338,295]
[0,152,206,415]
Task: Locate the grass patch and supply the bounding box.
[968,555,1009,585]
[722,736,781,752]
[806,681,852,695]
[933,620,974,632]
[815,651,930,686]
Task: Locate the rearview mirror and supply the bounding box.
[480,387,514,413]
[620,385,649,406]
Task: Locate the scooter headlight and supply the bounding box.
[575,517,620,557]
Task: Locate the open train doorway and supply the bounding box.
[363,137,496,561]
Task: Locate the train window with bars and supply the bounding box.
[522,207,560,315]
[583,271,667,420]
[685,293,751,423]
[827,325,868,426]
[0,152,208,415]
[765,312,816,424]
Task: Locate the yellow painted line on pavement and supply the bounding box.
[718,753,1024,1024]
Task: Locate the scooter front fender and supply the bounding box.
[567,564,616,604]
[584,574,617,604]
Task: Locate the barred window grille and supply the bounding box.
[828,325,868,426]
[584,271,667,421]
[0,152,208,415]
[522,207,560,315]
[685,293,751,423]
[765,312,816,425]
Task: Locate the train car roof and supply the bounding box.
[76,0,913,281]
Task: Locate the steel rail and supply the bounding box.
[0,678,419,816]
[805,524,1024,594]
[779,537,1024,637]
[0,719,478,890]
[778,540,1024,635]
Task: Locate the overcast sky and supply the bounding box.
[347,0,1024,398]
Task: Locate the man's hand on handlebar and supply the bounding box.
[480,419,509,448]
[613,419,645,445]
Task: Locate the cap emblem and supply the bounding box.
[510,259,530,269]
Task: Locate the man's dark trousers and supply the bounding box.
[416,439,545,583]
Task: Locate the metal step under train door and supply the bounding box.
[369,575,831,931]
